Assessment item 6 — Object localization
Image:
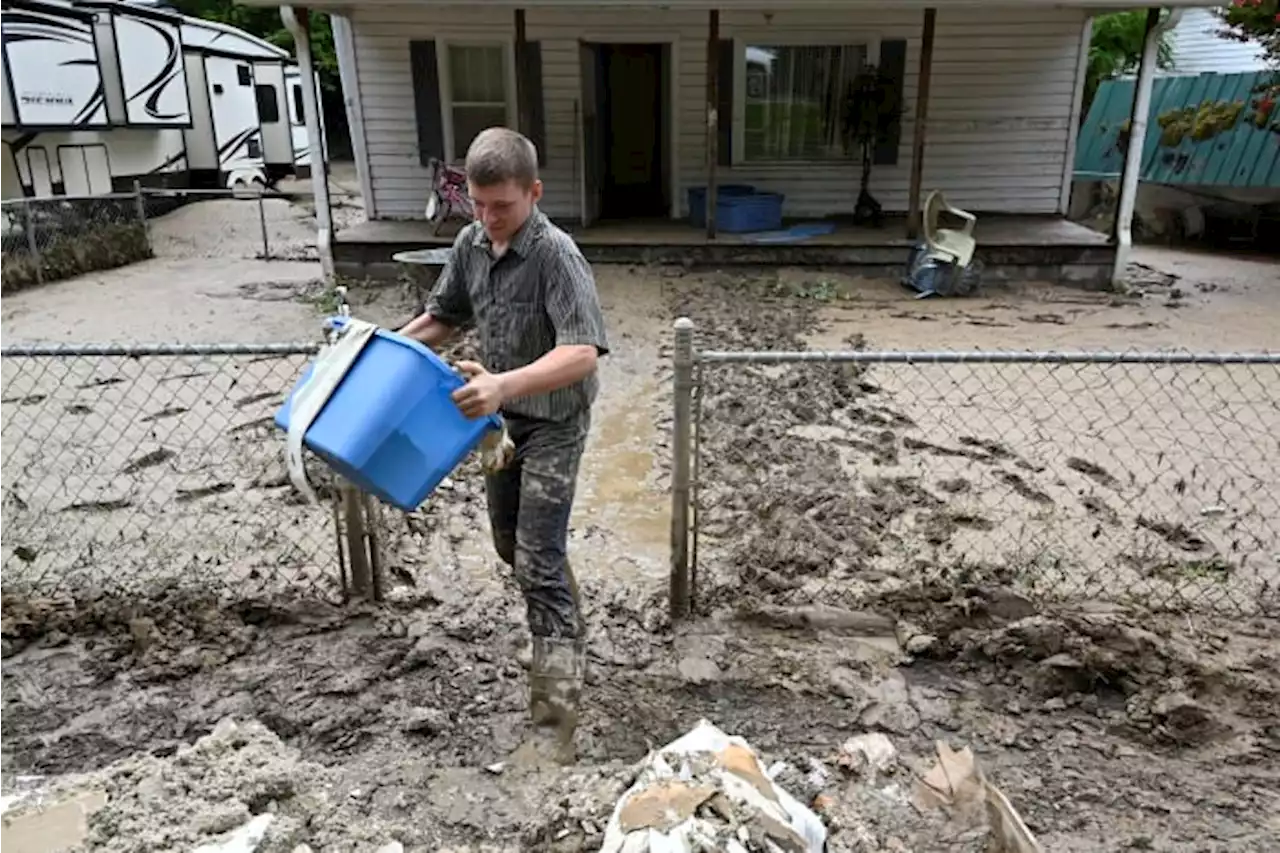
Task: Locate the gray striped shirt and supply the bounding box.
[425,208,609,421]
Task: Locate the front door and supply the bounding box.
[598,43,667,219]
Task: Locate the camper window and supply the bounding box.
[256,85,280,123]
[237,64,252,87]
[292,85,305,125]
[445,44,510,160]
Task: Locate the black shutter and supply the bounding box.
[410,40,445,166]
[874,38,907,166]
[717,39,734,167]
[519,41,548,167]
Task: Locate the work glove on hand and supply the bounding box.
[478,423,515,474]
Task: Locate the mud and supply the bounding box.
[3,233,1280,849]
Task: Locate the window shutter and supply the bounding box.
[874,38,907,166]
[716,40,734,167]
[519,41,548,167]
[410,40,445,166]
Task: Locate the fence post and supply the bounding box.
[257,191,270,260]
[23,201,42,285]
[133,180,150,253]
[670,317,695,621]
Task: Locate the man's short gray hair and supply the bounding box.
[465,127,539,188]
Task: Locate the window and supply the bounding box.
[742,44,868,162]
[446,44,510,159]
[292,84,304,125]
[236,64,252,87]
[255,84,280,123]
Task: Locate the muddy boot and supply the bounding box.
[511,636,586,768]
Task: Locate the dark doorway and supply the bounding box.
[597,43,667,219]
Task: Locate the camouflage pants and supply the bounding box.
[485,412,589,639]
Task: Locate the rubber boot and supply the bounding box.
[511,635,586,767]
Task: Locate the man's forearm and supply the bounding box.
[498,345,598,401]
[398,312,455,349]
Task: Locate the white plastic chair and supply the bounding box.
[922,190,977,268]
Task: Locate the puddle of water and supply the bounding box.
[575,382,669,569]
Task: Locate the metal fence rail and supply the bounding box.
[138,186,321,262]
[0,342,349,603]
[668,318,1280,618]
[1,185,319,291]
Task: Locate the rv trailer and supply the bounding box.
[283,63,326,179]
[2,0,322,198]
[176,11,298,187]
[0,0,150,197]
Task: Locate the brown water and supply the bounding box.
[574,379,669,581]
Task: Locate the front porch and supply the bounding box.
[333,215,1115,288]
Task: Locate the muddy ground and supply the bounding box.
[2,217,1280,851]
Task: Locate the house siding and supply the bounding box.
[350,4,1088,220]
[1165,8,1265,76]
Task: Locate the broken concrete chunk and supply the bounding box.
[403,706,449,735]
[836,733,897,775]
[905,633,939,655]
[191,814,274,853]
[600,720,826,853]
[912,741,1043,853]
[617,782,718,833]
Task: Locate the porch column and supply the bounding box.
[906,7,936,240]
[281,6,334,280]
[515,9,531,136]
[1112,8,1183,284]
[705,9,720,239]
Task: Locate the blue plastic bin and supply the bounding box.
[274,329,501,511]
[687,185,785,233]
[687,184,755,228]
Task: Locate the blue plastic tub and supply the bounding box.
[687,184,755,228]
[687,185,785,233]
[274,328,501,511]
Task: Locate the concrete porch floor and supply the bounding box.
[333,215,1115,288]
[338,214,1109,247]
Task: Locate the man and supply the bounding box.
[398,127,608,765]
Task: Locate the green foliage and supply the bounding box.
[1216,0,1280,70]
[1085,11,1174,114]
[839,65,901,154]
[2,222,152,293]
[168,1,339,92]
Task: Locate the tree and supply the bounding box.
[1217,0,1280,69]
[168,1,350,155]
[1084,11,1174,115]
[168,1,339,94]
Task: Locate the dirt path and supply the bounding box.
[2,245,1278,851]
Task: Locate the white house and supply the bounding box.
[330,3,1097,222]
[240,1,1219,286]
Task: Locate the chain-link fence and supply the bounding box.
[668,320,1280,618]
[0,342,354,605]
[138,186,322,263]
[1,193,151,293]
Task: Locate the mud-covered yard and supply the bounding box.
[2,238,1279,851]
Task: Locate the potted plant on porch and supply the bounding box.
[840,62,902,227]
